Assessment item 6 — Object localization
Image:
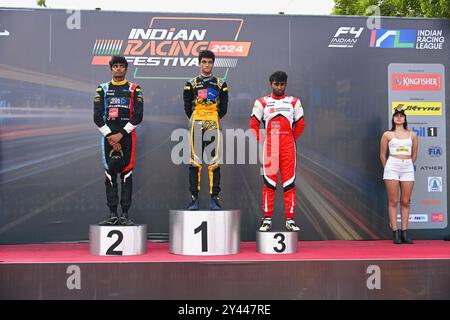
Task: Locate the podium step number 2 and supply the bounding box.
[89,225,147,256]
[169,210,240,256]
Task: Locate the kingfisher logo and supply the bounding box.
[391,74,441,91]
[392,102,442,116]
[91,16,252,79]
[369,29,416,48]
[370,29,444,49]
[428,146,442,157]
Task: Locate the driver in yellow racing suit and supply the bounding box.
[183,50,228,210]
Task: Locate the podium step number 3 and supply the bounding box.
[169,210,240,256]
[256,231,298,254]
[89,225,147,256]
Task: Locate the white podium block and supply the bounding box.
[256,231,298,254]
[169,210,240,256]
[89,225,147,256]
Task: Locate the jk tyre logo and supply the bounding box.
[392,102,442,116]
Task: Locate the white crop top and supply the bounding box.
[389,131,412,156]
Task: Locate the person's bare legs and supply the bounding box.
[399,180,414,244]
[399,181,414,230]
[385,179,399,230]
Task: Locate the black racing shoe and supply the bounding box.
[210,196,222,210]
[187,195,199,210]
[99,213,119,226]
[119,213,134,226]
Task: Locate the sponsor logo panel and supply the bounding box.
[391,73,441,91]
[392,102,442,116]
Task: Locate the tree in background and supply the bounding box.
[333,0,450,18]
[37,0,47,7]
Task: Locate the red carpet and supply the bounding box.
[1,240,449,263]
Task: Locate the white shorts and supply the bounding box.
[383,157,415,181]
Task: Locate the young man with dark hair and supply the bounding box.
[93,55,144,225]
[250,71,305,232]
[183,49,228,210]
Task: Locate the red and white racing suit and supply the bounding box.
[250,94,305,219]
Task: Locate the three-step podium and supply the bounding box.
[89,210,298,256]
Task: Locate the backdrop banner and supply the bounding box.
[0,9,448,243]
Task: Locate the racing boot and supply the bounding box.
[99,212,119,226]
[210,195,222,210]
[285,219,300,232]
[259,217,272,232]
[187,195,199,210]
[119,211,134,226]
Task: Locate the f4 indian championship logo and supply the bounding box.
[91,16,252,80]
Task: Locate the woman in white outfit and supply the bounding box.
[380,108,418,244]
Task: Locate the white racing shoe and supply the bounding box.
[285,219,300,232]
[259,217,272,232]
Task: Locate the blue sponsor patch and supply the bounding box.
[207,88,218,102]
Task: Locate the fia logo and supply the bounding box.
[428,146,442,157]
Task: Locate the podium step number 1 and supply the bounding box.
[169,210,240,256]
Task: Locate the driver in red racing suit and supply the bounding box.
[250,71,305,232]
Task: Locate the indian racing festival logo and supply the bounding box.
[428,177,442,192]
[91,17,252,79]
[369,29,445,49]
